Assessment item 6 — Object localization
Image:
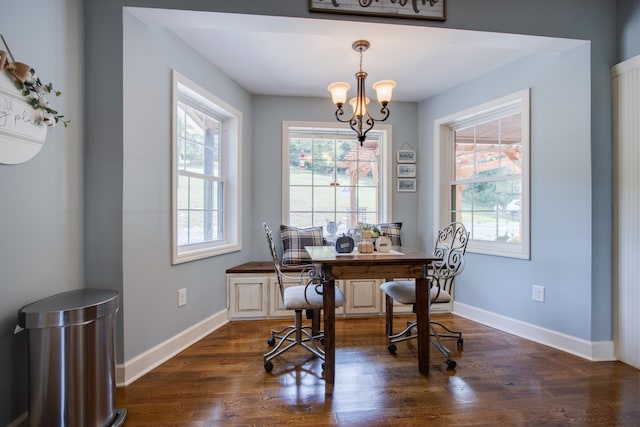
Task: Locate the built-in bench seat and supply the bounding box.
[225,261,450,320]
[225,261,304,275]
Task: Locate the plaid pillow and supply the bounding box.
[377,222,402,246]
[280,225,323,265]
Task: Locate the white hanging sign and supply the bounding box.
[0,70,47,165]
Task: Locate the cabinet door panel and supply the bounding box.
[227,275,268,319]
[345,279,381,314]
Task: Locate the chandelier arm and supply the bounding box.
[334,106,351,123]
[349,115,376,146]
[366,104,391,123]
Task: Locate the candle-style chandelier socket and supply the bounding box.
[328,40,396,146]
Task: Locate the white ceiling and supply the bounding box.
[127,8,585,103]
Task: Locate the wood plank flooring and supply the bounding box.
[116,314,640,426]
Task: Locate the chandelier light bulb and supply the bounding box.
[372,80,396,105]
[327,82,351,106]
[349,96,370,117]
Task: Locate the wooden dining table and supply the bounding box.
[305,246,441,390]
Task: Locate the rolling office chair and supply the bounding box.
[380,222,469,369]
[262,222,345,372]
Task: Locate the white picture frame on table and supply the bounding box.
[397,179,416,192]
[397,164,416,178]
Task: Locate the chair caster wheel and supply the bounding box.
[445,359,457,370]
[264,361,273,372]
[267,337,275,346]
[388,344,397,354]
[457,337,464,347]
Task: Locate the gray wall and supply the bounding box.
[2,0,638,424]
[420,45,593,339]
[618,0,640,61]
[435,0,616,344]
[122,12,254,360]
[0,0,84,422]
[252,96,420,253]
[84,0,617,361]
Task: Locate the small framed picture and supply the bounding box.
[397,149,416,163]
[397,164,416,178]
[397,178,417,192]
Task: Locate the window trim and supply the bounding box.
[171,71,242,264]
[434,89,530,259]
[281,121,393,228]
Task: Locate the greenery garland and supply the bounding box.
[15,68,70,128]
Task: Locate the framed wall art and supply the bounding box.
[397,149,416,163]
[309,0,446,22]
[397,164,416,178]
[397,178,416,192]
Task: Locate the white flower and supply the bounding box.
[42,114,56,127]
[38,96,49,107]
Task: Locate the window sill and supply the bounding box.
[173,242,241,265]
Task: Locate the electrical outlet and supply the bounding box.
[178,288,187,307]
[532,285,545,302]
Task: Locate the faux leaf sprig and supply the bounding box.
[16,68,70,128]
[358,223,381,236]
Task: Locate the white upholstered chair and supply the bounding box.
[262,222,345,372]
[380,222,469,369]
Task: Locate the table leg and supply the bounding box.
[385,294,394,337]
[415,276,430,375]
[310,309,321,337]
[323,272,336,388]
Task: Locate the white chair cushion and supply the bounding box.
[283,284,345,310]
[432,287,452,304]
[380,280,451,304]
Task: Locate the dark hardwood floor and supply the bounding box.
[116,314,640,426]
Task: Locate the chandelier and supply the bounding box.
[327,40,396,146]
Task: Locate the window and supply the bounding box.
[435,89,530,259]
[282,121,392,236]
[171,71,242,264]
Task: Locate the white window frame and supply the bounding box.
[282,121,393,229]
[434,89,530,259]
[171,71,242,264]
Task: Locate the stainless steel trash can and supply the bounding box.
[17,288,126,427]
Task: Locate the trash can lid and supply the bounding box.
[18,288,119,329]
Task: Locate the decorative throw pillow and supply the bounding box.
[377,222,402,246]
[280,225,323,265]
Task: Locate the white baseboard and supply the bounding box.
[453,302,616,362]
[116,309,229,386]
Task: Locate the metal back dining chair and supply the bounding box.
[262,222,345,373]
[379,221,469,369]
